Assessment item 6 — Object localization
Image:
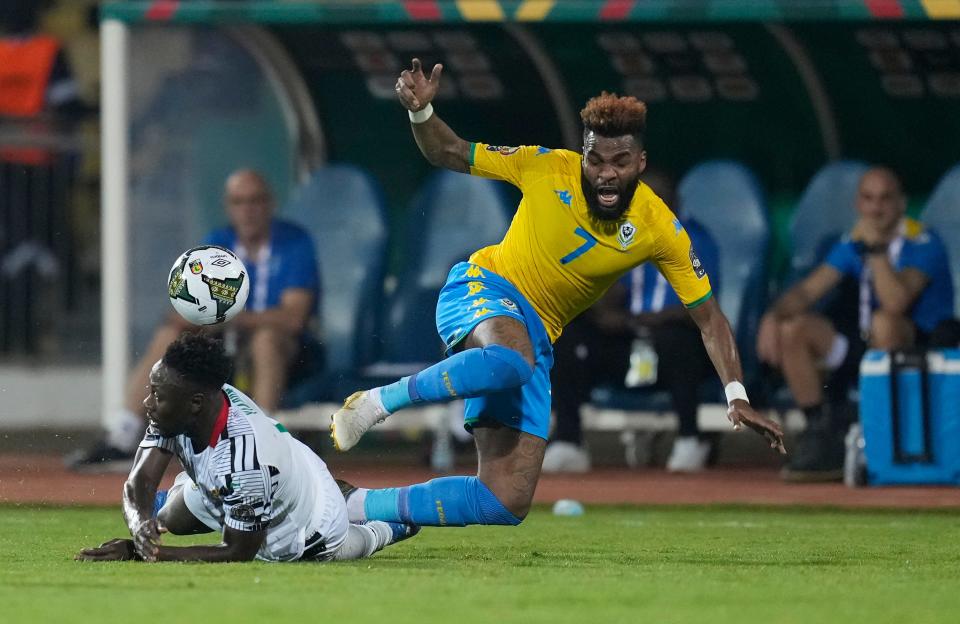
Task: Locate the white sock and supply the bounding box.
[106,409,145,452]
[344,487,369,523]
[368,387,390,415]
[333,524,383,561]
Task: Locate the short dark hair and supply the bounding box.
[580,92,648,143]
[163,332,233,391]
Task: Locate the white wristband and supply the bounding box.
[725,381,749,406]
[408,103,434,124]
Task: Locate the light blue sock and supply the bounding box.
[364,476,522,527]
[378,345,533,413]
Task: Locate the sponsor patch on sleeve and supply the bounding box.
[486,145,520,156]
[690,246,706,279]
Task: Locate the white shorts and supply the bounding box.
[169,471,221,532]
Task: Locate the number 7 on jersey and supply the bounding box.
[560,227,598,265]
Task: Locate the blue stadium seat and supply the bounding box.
[379,170,513,365]
[922,163,960,315]
[789,160,869,281]
[677,160,769,364]
[281,165,389,399]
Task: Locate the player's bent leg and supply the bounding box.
[331,316,535,451]
[344,425,544,526]
[473,424,546,519]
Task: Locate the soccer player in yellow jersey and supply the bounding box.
[331,59,785,529]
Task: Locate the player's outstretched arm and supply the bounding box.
[396,58,470,173]
[77,529,266,563]
[687,297,786,454]
[152,526,266,562]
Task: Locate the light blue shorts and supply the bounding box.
[435,262,554,440]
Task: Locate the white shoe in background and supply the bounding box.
[541,441,591,474]
[666,436,711,473]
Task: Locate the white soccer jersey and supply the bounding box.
[140,384,348,561]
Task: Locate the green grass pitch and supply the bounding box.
[1,505,957,623]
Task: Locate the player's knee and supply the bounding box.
[474,477,527,525]
[778,318,804,348]
[482,344,535,388]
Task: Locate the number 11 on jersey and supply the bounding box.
[560,227,597,265]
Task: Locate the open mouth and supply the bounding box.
[597,186,620,209]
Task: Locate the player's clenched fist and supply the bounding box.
[395,57,443,112]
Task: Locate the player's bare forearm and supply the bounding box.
[155,527,264,562]
[154,544,253,562]
[688,297,743,385]
[122,447,170,535]
[411,115,471,173]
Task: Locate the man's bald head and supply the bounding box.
[223,169,274,246]
[856,166,906,233]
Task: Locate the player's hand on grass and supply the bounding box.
[132,518,162,562]
[396,57,443,112]
[76,538,140,562]
[727,400,786,455]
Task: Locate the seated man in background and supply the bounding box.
[69,169,321,471]
[544,171,721,473]
[757,167,954,482]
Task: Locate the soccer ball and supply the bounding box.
[167,245,249,325]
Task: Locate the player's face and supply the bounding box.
[856,170,904,232]
[143,361,198,437]
[225,173,274,243]
[581,132,647,221]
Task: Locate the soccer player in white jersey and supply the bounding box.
[78,333,417,562]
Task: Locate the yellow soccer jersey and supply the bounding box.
[467,142,713,342]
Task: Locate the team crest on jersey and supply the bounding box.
[618,220,637,249]
[689,246,706,279]
[229,502,259,523]
[554,189,573,206]
[487,145,520,156]
[190,259,203,274]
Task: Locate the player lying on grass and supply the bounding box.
[78,333,417,562]
[330,59,785,528]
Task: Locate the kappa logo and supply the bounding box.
[536,146,552,155]
[465,265,485,279]
[470,297,489,308]
[472,307,493,320]
[673,218,683,236]
[689,246,706,279]
[189,259,203,274]
[554,189,573,206]
[618,220,637,249]
[467,281,486,296]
